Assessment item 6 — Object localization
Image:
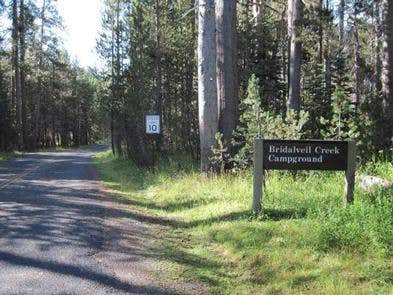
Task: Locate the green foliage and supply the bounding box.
[302,61,326,136]
[97,0,199,163]
[320,86,359,140]
[236,74,264,138]
[301,5,334,138]
[232,75,309,169]
[210,132,229,174]
[237,2,286,112]
[361,91,393,154]
[274,111,310,139]
[0,0,106,151]
[319,85,379,157]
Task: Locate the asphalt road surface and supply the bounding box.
[0,146,200,295]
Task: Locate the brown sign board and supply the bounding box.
[263,140,348,171]
[252,139,356,214]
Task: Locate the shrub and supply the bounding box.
[231,74,309,169]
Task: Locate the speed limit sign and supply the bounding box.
[146,115,161,134]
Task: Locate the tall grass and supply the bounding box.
[315,190,393,255]
[94,150,393,294]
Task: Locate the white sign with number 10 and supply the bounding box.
[146,115,160,134]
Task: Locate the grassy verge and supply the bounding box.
[0,145,93,162]
[0,151,24,161]
[94,150,393,294]
[0,153,8,161]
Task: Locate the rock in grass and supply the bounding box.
[358,175,392,191]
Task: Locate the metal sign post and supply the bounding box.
[146,115,161,170]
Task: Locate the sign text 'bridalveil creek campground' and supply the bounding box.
[253,139,356,213]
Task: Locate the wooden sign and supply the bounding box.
[263,140,348,171]
[253,139,356,214]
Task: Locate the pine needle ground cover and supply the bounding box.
[94,150,393,295]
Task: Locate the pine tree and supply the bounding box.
[197,0,218,172]
[216,0,238,147]
[287,0,303,111]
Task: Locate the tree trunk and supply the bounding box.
[32,0,46,149]
[216,0,238,145]
[239,0,252,89]
[374,1,383,93]
[252,0,264,22]
[154,0,162,151]
[287,0,303,111]
[339,0,345,44]
[324,0,332,106]
[110,23,116,155]
[111,0,123,156]
[11,0,21,148]
[318,0,323,64]
[19,0,27,149]
[115,0,123,156]
[198,0,218,172]
[382,0,393,109]
[181,0,196,152]
[354,5,361,107]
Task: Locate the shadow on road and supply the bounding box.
[0,251,174,295]
[0,147,200,294]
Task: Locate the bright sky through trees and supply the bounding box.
[57,0,103,68]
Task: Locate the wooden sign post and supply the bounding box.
[253,139,356,214]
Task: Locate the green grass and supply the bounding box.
[0,151,24,161]
[94,150,393,294]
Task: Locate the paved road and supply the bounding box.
[0,146,190,295]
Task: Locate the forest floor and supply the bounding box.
[94,150,393,295]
